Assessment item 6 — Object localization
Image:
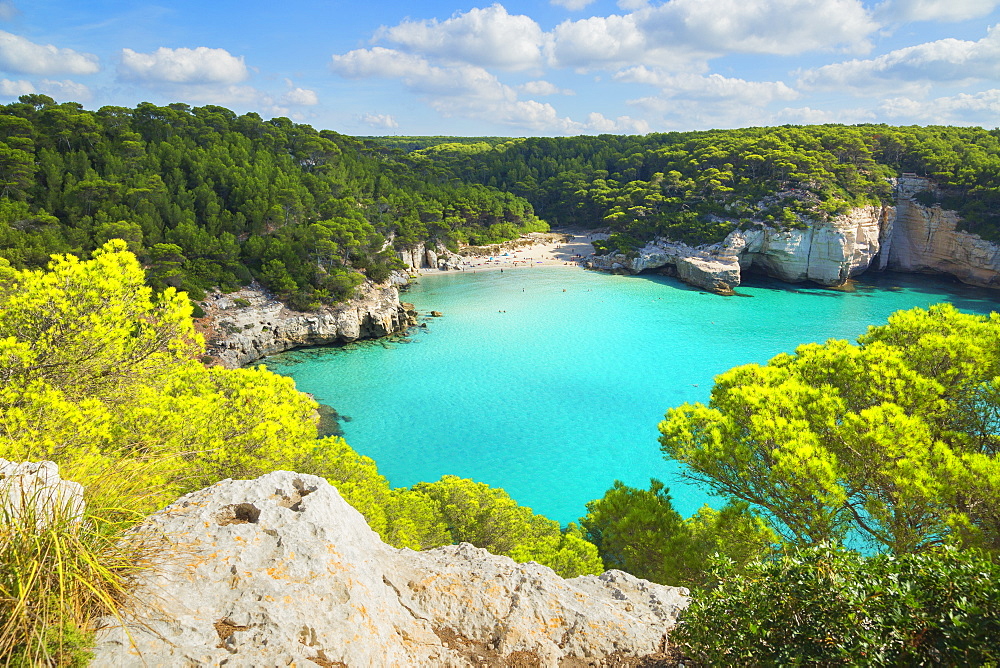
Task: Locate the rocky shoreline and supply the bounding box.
[588,177,1000,295]
[198,275,417,369]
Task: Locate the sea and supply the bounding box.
[265,267,1000,525]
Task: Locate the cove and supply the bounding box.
[265,269,1000,525]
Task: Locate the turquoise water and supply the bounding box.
[266,268,1000,525]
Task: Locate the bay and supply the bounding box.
[265,268,1000,525]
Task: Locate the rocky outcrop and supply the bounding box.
[92,471,689,667]
[882,176,1000,288]
[587,240,743,294]
[589,205,892,294]
[726,205,890,285]
[200,280,417,368]
[0,459,84,526]
[398,241,464,271]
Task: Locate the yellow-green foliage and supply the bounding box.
[659,303,1000,554]
[414,475,604,577]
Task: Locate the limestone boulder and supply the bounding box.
[92,471,689,667]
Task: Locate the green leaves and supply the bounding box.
[674,545,1000,666]
[659,304,1000,554]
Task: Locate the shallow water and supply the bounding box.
[266,268,1000,525]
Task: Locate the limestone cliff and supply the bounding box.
[588,205,889,294]
[200,278,417,368]
[882,176,1000,288]
[92,471,689,667]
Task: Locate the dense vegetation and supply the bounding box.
[0,245,595,661]
[411,125,1000,249]
[0,96,545,310]
[4,103,1000,661]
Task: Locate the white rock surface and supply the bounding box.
[92,471,689,667]
[201,281,417,368]
[884,176,1000,288]
[0,459,84,526]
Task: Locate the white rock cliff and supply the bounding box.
[92,471,689,667]
[201,280,417,368]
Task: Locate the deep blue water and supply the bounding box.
[266,268,1000,525]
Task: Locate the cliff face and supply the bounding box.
[92,471,689,667]
[588,206,890,294]
[726,205,889,285]
[200,279,417,368]
[882,176,1000,288]
[591,189,1000,294]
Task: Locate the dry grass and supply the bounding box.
[0,462,171,667]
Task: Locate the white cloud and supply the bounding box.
[360,112,399,129]
[799,24,1000,93]
[634,0,876,57]
[775,106,875,124]
[876,0,1000,22]
[615,67,799,105]
[0,30,100,75]
[119,46,248,84]
[376,4,547,71]
[0,2,18,21]
[0,77,31,96]
[879,89,1000,124]
[549,14,657,70]
[39,78,92,101]
[549,0,876,71]
[518,79,573,96]
[333,47,643,134]
[281,87,318,106]
[551,0,598,10]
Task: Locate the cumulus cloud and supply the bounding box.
[119,46,248,84]
[518,80,573,96]
[0,2,18,21]
[281,87,318,106]
[799,24,1000,94]
[0,77,31,96]
[38,79,92,101]
[615,67,799,105]
[333,47,642,133]
[875,0,1000,23]
[360,112,399,129]
[551,0,598,10]
[0,30,100,75]
[879,89,1000,124]
[549,0,876,70]
[377,5,547,71]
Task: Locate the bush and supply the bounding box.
[674,545,1000,666]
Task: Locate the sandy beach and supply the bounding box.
[412,231,609,276]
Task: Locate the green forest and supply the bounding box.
[0,96,545,310]
[2,98,1000,663]
[395,124,1000,251]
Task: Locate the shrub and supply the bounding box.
[674,545,1000,666]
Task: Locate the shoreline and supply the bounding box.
[411,232,608,277]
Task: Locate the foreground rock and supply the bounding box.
[0,459,84,526]
[199,278,417,368]
[92,472,689,667]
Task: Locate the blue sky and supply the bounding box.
[2,0,999,135]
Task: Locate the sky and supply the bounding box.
[1,0,999,136]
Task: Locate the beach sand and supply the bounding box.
[413,231,609,276]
